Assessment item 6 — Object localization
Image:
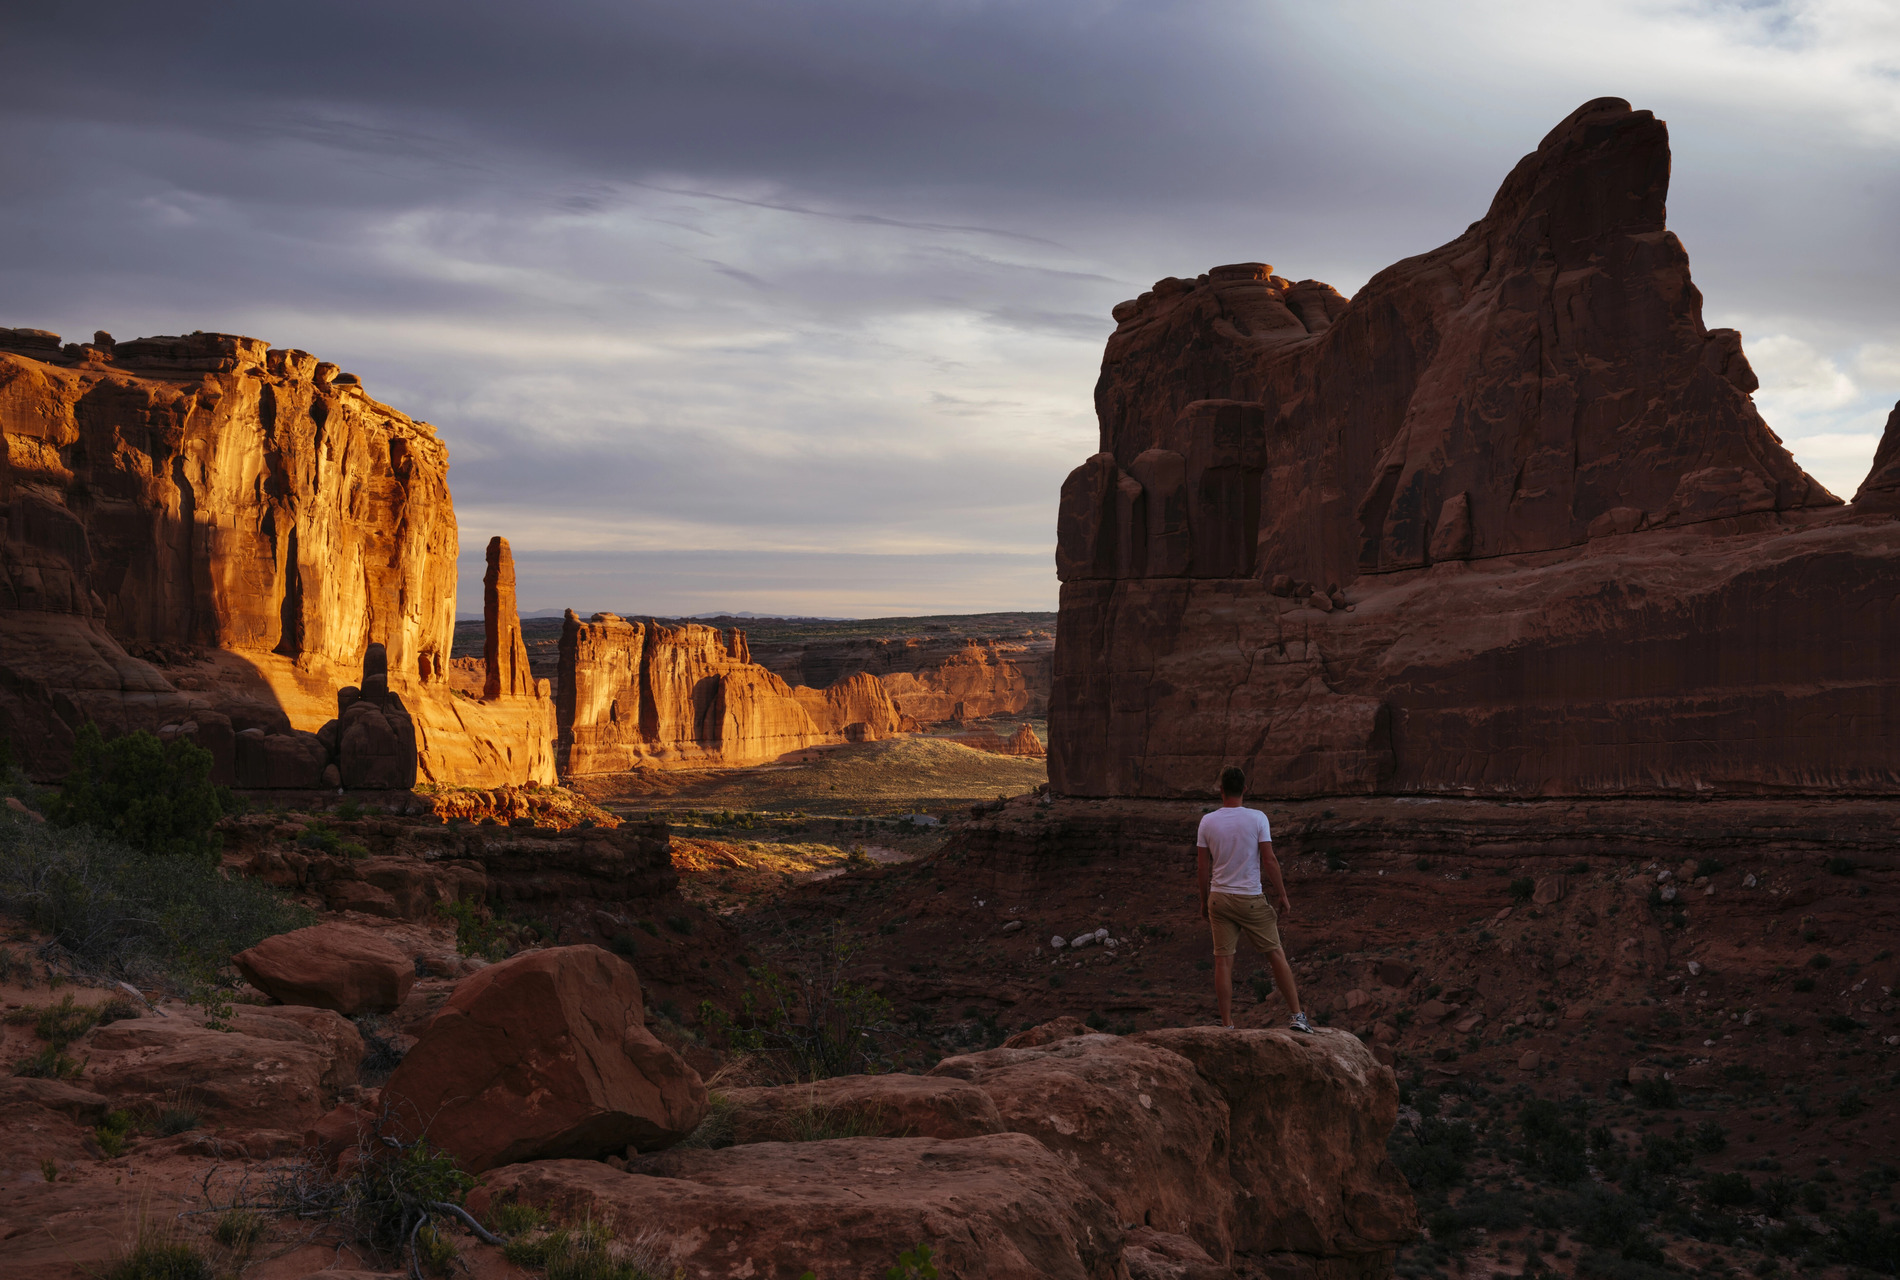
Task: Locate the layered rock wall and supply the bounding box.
[0,328,553,786]
[1051,99,1900,800]
[557,613,904,773]
[750,633,1051,724]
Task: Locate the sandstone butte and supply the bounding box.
[1051,97,1900,800]
[0,329,555,787]
[555,611,907,772]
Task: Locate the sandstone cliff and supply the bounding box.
[0,328,553,786]
[1051,99,1900,800]
[749,631,1051,724]
[557,613,904,773]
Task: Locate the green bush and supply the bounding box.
[1509,877,1534,903]
[46,725,228,861]
[0,814,308,984]
[437,898,515,962]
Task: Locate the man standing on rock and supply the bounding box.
[1197,766,1312,1033]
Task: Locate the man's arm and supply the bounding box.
[1260,840,1291,920]
[1197,844,1212,919]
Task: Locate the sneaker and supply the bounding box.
[1289,1012,1315,1034]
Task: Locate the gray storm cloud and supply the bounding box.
[2,0,1895,616]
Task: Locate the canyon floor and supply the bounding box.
[3,771,1897,1280]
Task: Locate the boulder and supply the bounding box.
[931,1032,1237,1263]
[1532,875,1567,906]
[82,1005,363,1132]
[480,1135,1126,1280]
[1132,1027,1417,1261]
[233,922,417,1015]
[722,1073,1005,1143]
[382,945,706,1173]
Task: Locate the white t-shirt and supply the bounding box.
[1197,806,1273,896]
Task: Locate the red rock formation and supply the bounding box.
[751,631,1052,725]
[1855,399,1900,508]
[482,536,536,699]
[0,328,554,786]
[1004,722,1045,757]
[382,945,707,1172]
[556,613,904,773]
[1051,99,1900,800]
[232,921,417,1016]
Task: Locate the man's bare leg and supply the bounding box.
[1214,954,1235,1027]
[1268,947,1303,1019]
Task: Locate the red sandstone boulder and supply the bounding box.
[381,945,706,1172]
[481,1134,1125,1280]
[82,1004,364,1133]
[1132,1027,1417,1259]
[930,1032,1238,1263]
[233,922,416,1015]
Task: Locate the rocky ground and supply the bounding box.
[2,777,1897,1280]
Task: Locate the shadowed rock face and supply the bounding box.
[0,329,554,786]
[1051,99,1900,800]
[556,613,905,772]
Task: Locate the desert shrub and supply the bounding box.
[885,1244,939,1279]
[46,724,228,861]
[214,1209,265,1252]
[267,1133,476,1266]
[485,1201,549,1237]
[12,1043,85,1079]
[96,1108,137,1157]
[152,1092,201,1135]
[609,932,639,959]
[437,898,516,961]
[0,815,307,984]
[503,1216,670,1280]
[101,1239,213,1280]
[698,929,893,1081]
[1631,1076,1677,1109]
[1516,1098,1589,1184]
[1792,977,1815,993]
[1704,1172,1755,1206]
[1808,953,1832,969]
[1829,1208,1900,1274]
[1510,877,1534,903]
[1822,1014,1862,1034]
[1389,1115,1476,1192]
[1693,1120,1728,1152]
[1825,858,1857,876]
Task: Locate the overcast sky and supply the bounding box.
[3,1,1896,618]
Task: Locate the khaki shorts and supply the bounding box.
[1209,892,1282,957]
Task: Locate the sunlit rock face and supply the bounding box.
[0,328,554,786]
[1052,98,1900,800]
[556,613,905,773]
[750,633,1052,726]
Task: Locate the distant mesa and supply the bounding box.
[1051,97,1900,799]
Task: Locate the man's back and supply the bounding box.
[1196,806,1271,896]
